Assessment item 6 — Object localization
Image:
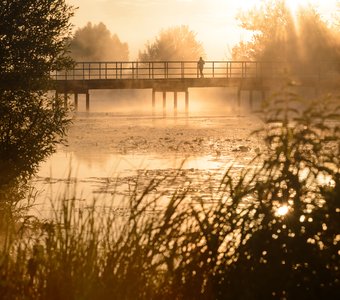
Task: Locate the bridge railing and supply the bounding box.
[50,60,340,81]
[51,61,291,80]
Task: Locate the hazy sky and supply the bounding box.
[67,0,338,60]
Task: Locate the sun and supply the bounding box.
[285,0,311,15]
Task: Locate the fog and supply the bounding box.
[46,0,340,208]
[65,1,340,117]
[69,22,129,61]
[233,2,340,80]
[72,88,240,116]
[67,0,339,60]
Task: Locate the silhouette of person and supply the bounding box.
[197,57,205,78]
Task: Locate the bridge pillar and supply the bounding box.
[163,91,166,116]
[174,92,178,116]
[74,93,78,111]
[237,89,241,107]
[86,92,90,112]
[64,93,68,108]
[185,90,189,115]
[152,90,155,109]
[54,91,59,110]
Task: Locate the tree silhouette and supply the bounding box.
[139,25,205,61]
[69,22,129,61]
[0,0,74,189]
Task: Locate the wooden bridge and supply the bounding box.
[52,60,340,112]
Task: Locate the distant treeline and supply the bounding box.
[69,0,340,67]
[68,23,205,61]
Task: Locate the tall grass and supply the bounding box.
[0,88,339,299]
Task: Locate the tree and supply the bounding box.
[232,0,296,61]
[139,25,205,61]
[232,0,340,67]
[69,22,129,61]
[0,0,74,190]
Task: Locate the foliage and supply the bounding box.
[232,0,294,60]
[224,86,340,299]
[69,22,129,61]
[0,0,74,189]
[0,0,74,89]
[139,25,205,61]
[0,88,339,299]
[232,0,340,69]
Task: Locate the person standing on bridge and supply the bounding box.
[197,57,205,78]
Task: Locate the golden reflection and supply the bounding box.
[276,204,290,217]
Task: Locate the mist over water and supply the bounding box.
[72,88,240,115]
[33,90,261,217]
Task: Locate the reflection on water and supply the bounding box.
[32,113,261,218]
[38,151,229,179]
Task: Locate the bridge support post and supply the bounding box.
[185,90,189,115]
[74,93,78,111]
[163,91,166,116]
[86,92,90,112]
[152,90,156,115]
[174,92,177,116]
[237,89,241,107]
[64,93,68,108]
[54,91,59,110]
